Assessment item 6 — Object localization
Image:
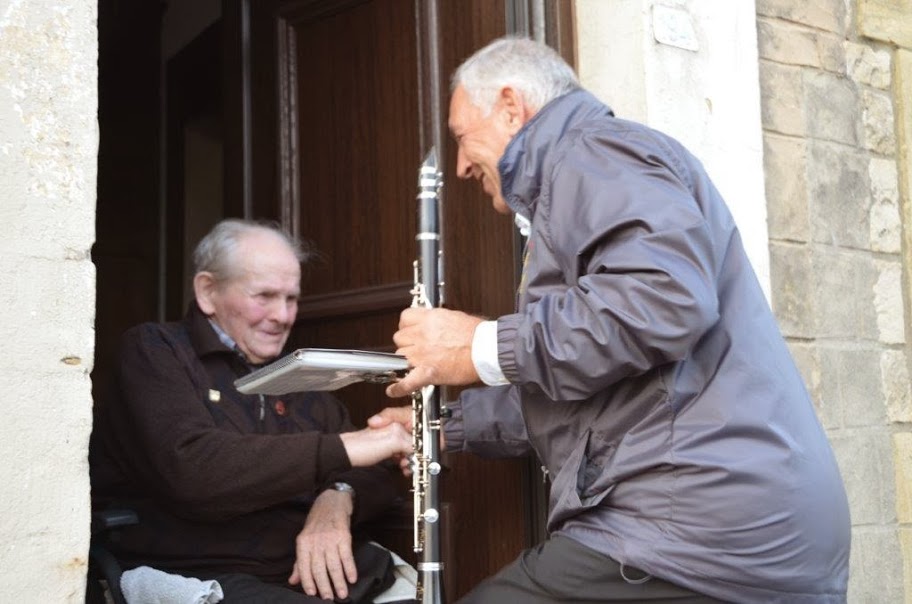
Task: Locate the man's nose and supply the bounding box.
[269,300,296,325]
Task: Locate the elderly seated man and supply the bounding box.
[90,218,412,603]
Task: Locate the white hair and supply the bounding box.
[452,36,579,115]
[192,218,312,283]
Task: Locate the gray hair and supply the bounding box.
[452,36,579,115]
[192,218,312,282]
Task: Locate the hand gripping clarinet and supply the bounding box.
[410,148,445,604]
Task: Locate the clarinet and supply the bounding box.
[410,148,445,604]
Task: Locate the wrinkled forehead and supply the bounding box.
[229,234,300,281]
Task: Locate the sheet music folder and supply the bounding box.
[234,348,410,395]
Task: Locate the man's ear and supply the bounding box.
[498,86,531,135]
[193,272,218,315]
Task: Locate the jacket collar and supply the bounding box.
[499,89,614,220]
[185,301,235,358]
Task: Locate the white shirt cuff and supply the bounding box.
[471,320,510,386]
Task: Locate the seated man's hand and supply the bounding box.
[339,422,412,471]
[370,405,446,458]
[386,307,482,398]
[368,405,413,431]
[289,489,356,600]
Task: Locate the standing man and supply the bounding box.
[380,37,850,602]
[91,219,412,603]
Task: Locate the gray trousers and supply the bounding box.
[458,534,723,604]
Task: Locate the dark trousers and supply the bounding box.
[198,541,398,604]
[458,534,723,604]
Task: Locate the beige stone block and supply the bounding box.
[759,61,806,136]
[858,0,912,47]
[757,18,822,67]
[820,345,887,427]
[763,134,810,241]
[817,33,847,74]
[897,53,912,380]
[831,430,893,525]
[900,528,912,604]
[756,0,847,34]
[894,433,912,523]
[874,259,906,344]
[863,89,897,154]
[769,242,815,337]
[883,350,912,423]
[848,525,906,602]
[847,41,892,89]
[869,157,902,253]
[805,71,860,145]
[808,142,869,247]
[788,342,835,427]
[812,248,878,339]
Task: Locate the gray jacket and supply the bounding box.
[444,90,850,602]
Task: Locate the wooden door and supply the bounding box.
[224,0,573,597]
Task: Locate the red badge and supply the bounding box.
[274,400,287,416]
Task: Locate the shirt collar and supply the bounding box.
[207,317,252,363]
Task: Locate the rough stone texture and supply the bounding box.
[760,0,911,599]
[764,134,810,241]
[884,357,912,423]
[869,157,902,253]
[895,433,912,523]
[812,248,879,339]
[757,18,825,68]
[846,41,892,89]
[757,18,845,73]
[902,528,912,602]
[819,345,886,428]
[808,142,870,248]
[769,242,815,337]
[755,0,847,35]
[805,71,861,145]
[830,429,895,525]
[862,89,897,154]
[858,0,912,47]
[759,61,806,136]
[848,526,905,603]
[787,341,833,426]
[0,1,96,602]
[873,259,906,345]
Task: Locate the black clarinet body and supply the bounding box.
[410,148,445,604]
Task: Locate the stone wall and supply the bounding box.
[0,1,97,601]
[757,0,912,600]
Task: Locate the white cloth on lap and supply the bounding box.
[372,544,417,603]
[120,566,224,604]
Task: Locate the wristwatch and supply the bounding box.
[330,481,355,499]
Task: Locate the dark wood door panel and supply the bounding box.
[227,0,577,597]
[290,0,419,296]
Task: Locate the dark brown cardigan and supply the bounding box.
[90,303,398,583]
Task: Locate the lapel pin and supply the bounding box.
[208,389,221,403]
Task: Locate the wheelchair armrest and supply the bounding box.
[92,508,139,533]
[89,508,138,604]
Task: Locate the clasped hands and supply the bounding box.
[341,307,482,470]
[307,308,479,599]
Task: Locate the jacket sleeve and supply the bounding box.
[308,395,400,526]
[108,325,390,522]
[498,127,722,401]
[443,384,532,458]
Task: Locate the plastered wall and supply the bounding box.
[0,1,97,601]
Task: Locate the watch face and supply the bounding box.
[333,482,354,494]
